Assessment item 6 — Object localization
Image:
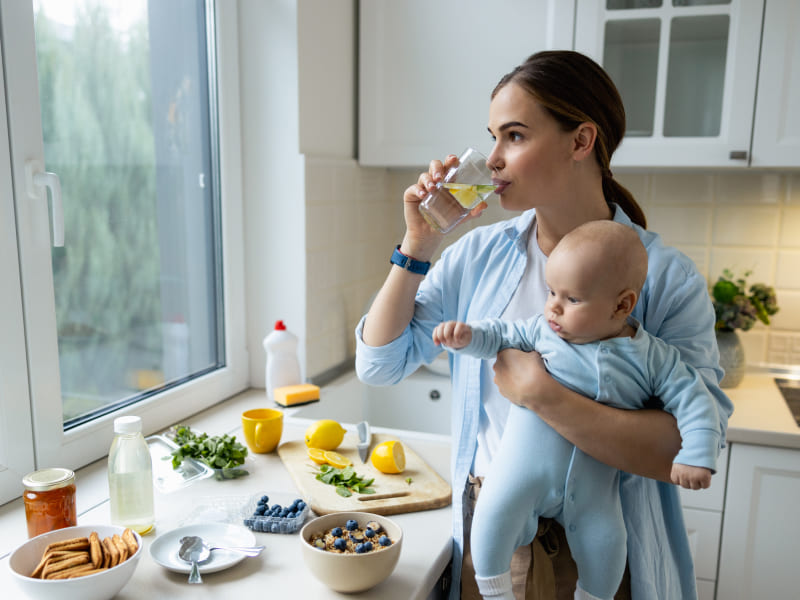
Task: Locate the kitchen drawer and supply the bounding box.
[679,446,728,512]
[682,507,721,581]
[696,578,715,600]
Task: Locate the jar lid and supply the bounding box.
[22,467,75,491]
[114,415,142,434]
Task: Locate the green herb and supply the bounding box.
[405,477,413,485]
[169,425,249,479]
[313,464,376,497]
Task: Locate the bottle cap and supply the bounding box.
[22,468,75,491]
[274,320,286,331]
[114,415,143,434]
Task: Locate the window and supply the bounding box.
[0,0,245,502]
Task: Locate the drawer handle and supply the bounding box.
[729,150,748,160]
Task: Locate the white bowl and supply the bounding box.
[8,524,143,600]
[300,511,403,593]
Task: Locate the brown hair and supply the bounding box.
[493,50,646,229]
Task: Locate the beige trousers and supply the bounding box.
[461,475,631,600]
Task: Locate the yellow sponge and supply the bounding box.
[273,383,320,407]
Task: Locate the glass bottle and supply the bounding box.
[108,415,154,534]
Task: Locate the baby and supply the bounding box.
[433,220,721,600]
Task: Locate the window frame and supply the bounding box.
[0,0,247,486]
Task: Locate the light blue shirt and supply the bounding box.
[355,206,733,600]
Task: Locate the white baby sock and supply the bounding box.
[475,570,515,600]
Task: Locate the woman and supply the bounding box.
[355,51,732,600]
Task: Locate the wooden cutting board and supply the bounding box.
[277,433,451,516]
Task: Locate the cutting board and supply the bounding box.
[277,433,451,516]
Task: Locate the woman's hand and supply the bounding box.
[493,348,552,406]
[400,155,488,261]
[493,348,682,483]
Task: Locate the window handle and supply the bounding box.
[25,160,64,247]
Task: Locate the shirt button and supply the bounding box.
[569,524,576,532]
[604,375,611,383]
[569,494,575,502]
[600,347,608,354]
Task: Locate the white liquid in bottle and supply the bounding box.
[108,416,154,534]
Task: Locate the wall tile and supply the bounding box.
[775,251,800,289]
[740,329,767,364]
[648,205,710,245]
[788,174,800,204]
[712,206,780,247]
[770,291,800,330]
[779,207,800,247]
[708,248,774,284]
[651,173,713,204]
[714,172,783,204]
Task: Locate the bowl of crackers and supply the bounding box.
[300,511,403,593]
[7,524,142,600]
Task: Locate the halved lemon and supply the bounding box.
[370,440,406,474]
[322,450,352,469]
[307,447,328,465]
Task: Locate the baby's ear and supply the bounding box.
[614,289,638,319]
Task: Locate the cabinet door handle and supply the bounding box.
[729,150,748,160]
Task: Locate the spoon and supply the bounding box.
[178,536,205,584]
[178,535,264,580]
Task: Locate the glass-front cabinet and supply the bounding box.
[575,0,764,167]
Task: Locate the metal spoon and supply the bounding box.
[178,536,206,584]
[178,534,264,576]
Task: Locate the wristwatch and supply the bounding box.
[390,245,431,275]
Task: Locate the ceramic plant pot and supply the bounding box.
[717,330,745,388]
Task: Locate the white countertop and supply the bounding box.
[725,372,800,449]
[0,389,453,599]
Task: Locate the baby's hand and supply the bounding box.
[432,321,473,349]
[671,463,712,490]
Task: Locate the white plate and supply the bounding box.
[149,522,257,574]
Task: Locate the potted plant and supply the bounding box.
[710,269,779,388]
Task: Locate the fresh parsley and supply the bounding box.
[169,425,249,479]
[313,464,376,497]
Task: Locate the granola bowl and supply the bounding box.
[300,511,403,593]
[7,524,142,600]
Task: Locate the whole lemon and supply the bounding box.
[304,419,346,450]
[370,440,406,474]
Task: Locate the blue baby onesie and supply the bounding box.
[449,314,721,599]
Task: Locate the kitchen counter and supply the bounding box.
[725,372,800,449]
[0,389,453,599]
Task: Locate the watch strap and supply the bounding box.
[390,245,430,275]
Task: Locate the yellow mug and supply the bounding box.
[241,408,283,453]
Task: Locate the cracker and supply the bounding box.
[102,536,119,567]
[45,537,90,553]
[47,563,97,580]
[112,534,128,562]
[42,552,90,579]
[122,528,139,555]
[89,531,103,568]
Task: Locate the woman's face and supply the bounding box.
[486,82,577,212]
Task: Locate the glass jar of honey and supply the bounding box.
[22,468,77,538]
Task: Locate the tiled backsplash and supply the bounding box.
[304,157,800,376]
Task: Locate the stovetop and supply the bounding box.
[775,378,800,427]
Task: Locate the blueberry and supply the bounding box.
[333,537,347,551]
[362,541,373,552]
[365,520,381,532]
[287,511,297,519]
[331,527,343,537]
[260,495,269,504]
[271,504,282,512]
[379,535,392,546]
[254,505,266,515]
[365,528,376,538]
[271,522,280,533]
[355,543,367,553]
[297,501,306,510]
[345,519,358,531]
[244,518,254,527]
[350,533,364,543]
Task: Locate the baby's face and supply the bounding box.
[543,247,627,345]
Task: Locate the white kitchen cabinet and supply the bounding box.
[716,443,800,599]
[749,0,800,167]
[575,0,764,168]
[358,0,574,167]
